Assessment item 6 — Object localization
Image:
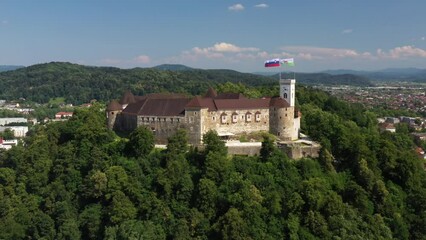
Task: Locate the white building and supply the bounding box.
[0,117,27,126]
[0,126,29,137]
[0,138,18,150]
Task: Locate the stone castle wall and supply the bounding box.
[136,115,186,144]
[201,108,270,136]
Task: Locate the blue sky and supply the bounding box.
[1,0,426,72]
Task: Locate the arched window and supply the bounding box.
[255,111,261,122]
[246,112,252,122]
[284,93,288,99]
[221,112,228,124]
[232,112,238,123]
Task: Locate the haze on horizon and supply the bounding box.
[1,0,426,73]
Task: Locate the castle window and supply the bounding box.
[194,112,197,115]
[246,112,252,122]
[221,113,228,124]
[232,112,238,123]
[171,118,174,122]
[212,117,216,121]
[284,93,288,99]
[285,114,287,117]
[255,112,261,122]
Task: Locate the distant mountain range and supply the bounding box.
[322,68,426,82]
[0,65,25,72]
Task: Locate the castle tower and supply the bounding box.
[106,100,122,130]
[270,78,300,141]
[185,96,206,145]
[269,97,294,141]
[279,79,295,107]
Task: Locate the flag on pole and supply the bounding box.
[281,58,295,66]
[264,58,281,67]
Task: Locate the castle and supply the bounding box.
[107,79,300,145]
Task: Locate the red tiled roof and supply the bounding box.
[204,87,217,98]
[186,96,203,108]
[214,98,270,110]
[379,122,395,129]
[106,100,122,111]
[269,97,290,108]
[120,88,290,116]
[56,111,73,115]
[119,90,136,105]
[123,98,191,116]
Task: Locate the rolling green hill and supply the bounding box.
[0,62,373,105]
[0,62,276,104]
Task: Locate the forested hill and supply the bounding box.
[0,62,277,104]
[0,62,373,104]
[1,87,425,239]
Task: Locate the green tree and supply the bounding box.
[108,190,137,225]
[0,128,15,140]
[126,126,154,157]
[79,204,103,240]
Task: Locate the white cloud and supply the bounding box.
[421,36,425,41]
[280,46,363,59]
[170,42,261,64]
[254,3,269,8]
[277,45,426,62]
[228,4,244,11]
[208,42,259,53]
[1,20,8,25]
[99,55,152,67]
[342,29,353,34]
[377,45,426,59]
[134,55,151,64]
[163,44,426,71]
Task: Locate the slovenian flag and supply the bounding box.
[281,58,295,66]
[264,58,281,67]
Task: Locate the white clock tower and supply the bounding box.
[279,79,295,107]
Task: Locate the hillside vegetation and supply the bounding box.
[0,86,425,239]
[0,62,373,104]
[0,62,277,104]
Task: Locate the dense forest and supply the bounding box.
[0,85,425,239]
[0,62,373,105]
